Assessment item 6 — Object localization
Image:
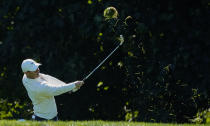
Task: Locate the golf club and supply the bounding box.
[82,35,124,81]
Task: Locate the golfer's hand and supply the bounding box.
[74,81,84,89]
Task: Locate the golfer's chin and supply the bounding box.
[34,73,40,78]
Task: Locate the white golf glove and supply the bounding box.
[68,88,78,94]
[72,88,79,92]
[69,81,84,94]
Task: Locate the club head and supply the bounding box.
[119,35,124,45]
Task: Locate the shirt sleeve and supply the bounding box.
[38,81,76,96]
[40,74,66,86]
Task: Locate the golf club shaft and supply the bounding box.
[83,43,121,81]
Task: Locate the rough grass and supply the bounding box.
[0,120,209,126]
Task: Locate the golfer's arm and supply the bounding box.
[42,74,66,85]
[39,82,76,96]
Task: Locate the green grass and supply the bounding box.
[0,120,209,126]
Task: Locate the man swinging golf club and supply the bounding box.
[21,59,84,121]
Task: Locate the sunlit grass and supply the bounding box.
[0,120,209,126]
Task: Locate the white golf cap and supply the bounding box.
[21,59,41,72]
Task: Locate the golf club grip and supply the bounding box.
[83,43,121,81]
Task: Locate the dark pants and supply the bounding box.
[33,115,58,121]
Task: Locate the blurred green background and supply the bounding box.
[0,0,209,124]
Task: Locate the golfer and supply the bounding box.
[21,59,84,121]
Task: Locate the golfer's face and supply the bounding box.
[28,68,40,78]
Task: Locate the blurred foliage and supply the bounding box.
[0,0,209,123]
[0,99,32,119]
[191,108,210,124]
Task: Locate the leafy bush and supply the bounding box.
[0,99,32,119]
[191,108,210,124]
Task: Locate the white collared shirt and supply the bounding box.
[22,73,76,119]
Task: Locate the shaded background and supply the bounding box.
[0,0,209,123]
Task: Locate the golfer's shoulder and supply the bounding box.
[22,74,29,85]
[39,73,51,79]
[24,80,45,93]
[22,76,40,86]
